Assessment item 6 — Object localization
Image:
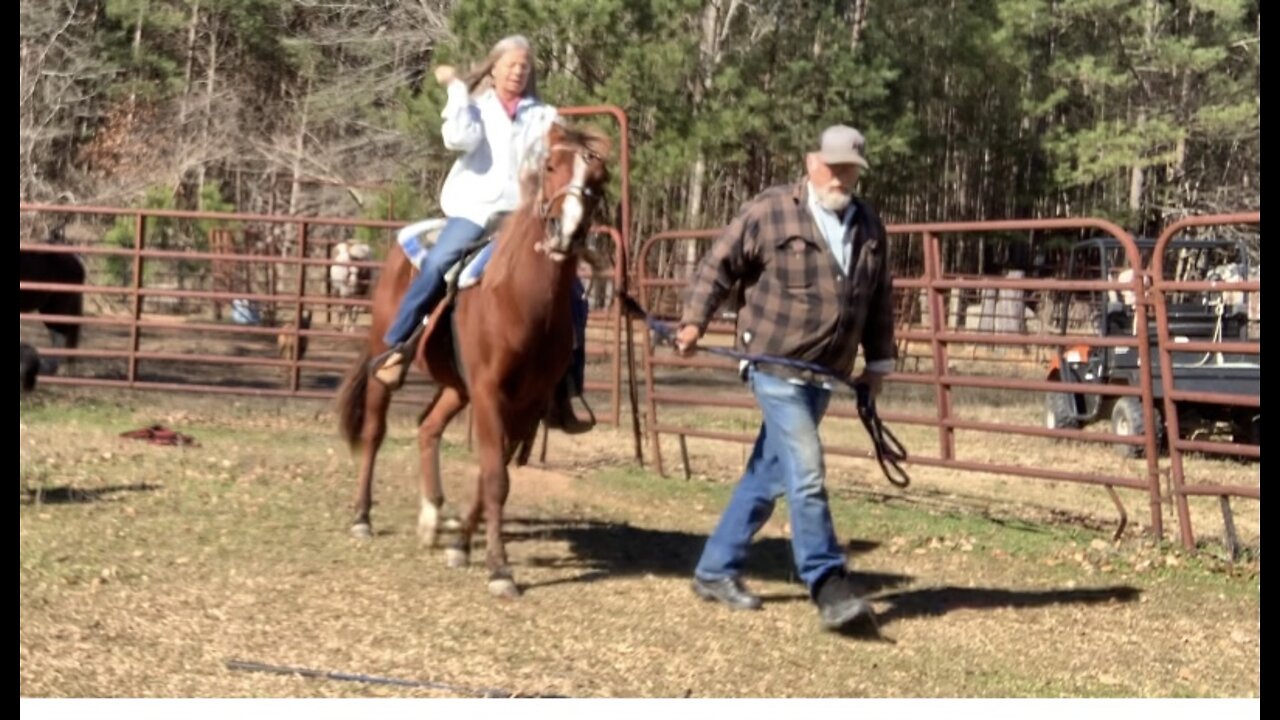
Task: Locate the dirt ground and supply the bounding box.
[19,388,1259,698]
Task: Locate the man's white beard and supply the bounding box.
[815,185,852,213]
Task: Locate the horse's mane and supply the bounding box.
[483,124,611,290]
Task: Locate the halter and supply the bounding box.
[531,142,604,257]
[535,143,602,220]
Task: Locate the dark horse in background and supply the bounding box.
[336,122,611,598]
[20,226,86,372]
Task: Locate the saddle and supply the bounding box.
[398,212,511,296]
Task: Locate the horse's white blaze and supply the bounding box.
[559,154,589,246]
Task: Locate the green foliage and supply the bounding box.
[103,182,235,285]
[25,0,1261,235]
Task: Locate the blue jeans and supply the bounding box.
[384,217,485,345]
[385,216,590,392]
[694,368,846,593]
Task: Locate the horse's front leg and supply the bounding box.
[466,389,519,598]
[481,455,515,598]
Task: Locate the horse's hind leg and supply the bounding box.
[506,414,541,467]
[351,373,392,538]
[445,485,484,570]
[417,385,467,547]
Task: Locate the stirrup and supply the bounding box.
[370,315,433,390]
[545,388,596,435]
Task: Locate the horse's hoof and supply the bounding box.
[444,548,469,568]
[417,525,438,547]
[488,577,520,599]
[350,522,373,539]
[441,517,462,532]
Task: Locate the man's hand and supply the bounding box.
[674,324,701,357]
[434,65,457,86]
[854,370,886,400]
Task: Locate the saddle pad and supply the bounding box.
[444,242,495,292]
[396,218,448,270]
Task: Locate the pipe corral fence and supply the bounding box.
[18,108,1257,552]
[634,215,1259,551]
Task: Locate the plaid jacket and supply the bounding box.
[680,181,896,383]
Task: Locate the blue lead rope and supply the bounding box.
[621,295,910,488]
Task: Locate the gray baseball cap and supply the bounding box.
[817,124,869,168]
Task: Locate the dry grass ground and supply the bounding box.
[19,388,1258,698]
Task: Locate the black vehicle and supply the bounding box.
[1043,236,1259,457]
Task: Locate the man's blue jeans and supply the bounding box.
[694,368,846,592]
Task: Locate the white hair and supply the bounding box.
[463,34,539,97]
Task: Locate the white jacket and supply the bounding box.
[438,79,559,227]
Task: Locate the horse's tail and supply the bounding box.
[336,347,371,450]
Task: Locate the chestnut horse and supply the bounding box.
[336,122,610,598]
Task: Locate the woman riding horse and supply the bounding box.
[337,39,611,598]
[372,34,591,433]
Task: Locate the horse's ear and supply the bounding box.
[546,120,566,146]
[592,132,613,162]
[519,135,545,184]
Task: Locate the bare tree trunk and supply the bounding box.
[1130,0,1158,217]
[1170,5,1195,213]
[685,0,718,264]
[179,0,200,127]
[128,3,146,123]
[288,78,311,219]
[197,14,218,206]
[850,0,869,52]
[684,0,744,266]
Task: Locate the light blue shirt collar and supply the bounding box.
[806,182,857,274]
